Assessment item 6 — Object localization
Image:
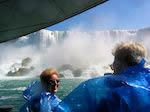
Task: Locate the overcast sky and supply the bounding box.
[48,0,150,31]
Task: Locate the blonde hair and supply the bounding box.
[40,68,59,83]
[112,42,146,66]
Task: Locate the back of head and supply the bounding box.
[112,41,146,66]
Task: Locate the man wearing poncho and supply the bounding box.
[56,42,150,112]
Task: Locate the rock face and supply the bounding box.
[6,57,34,76]
[7,67,34,76]
[58,64,75,72]
[21,57,32,66]
[72,69,82,77]
[58,64,83,77]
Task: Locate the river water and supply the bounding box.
[0,78,84,112]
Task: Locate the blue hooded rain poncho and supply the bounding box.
[20,81,61,112]
[55,59,150,112]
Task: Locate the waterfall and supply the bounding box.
[0,27,149,79]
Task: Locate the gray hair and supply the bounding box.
[112,42,146,66]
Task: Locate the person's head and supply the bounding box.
[40,68,60,94]
[111,42,146,74]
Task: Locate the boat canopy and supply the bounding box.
[0,0,107,43]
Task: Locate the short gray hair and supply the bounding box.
[112,42,146,66]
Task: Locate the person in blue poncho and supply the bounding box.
[55,41,150,112]
[20,68,61,112]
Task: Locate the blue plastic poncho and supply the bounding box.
[55,59,150,112]
[20,81,61,112]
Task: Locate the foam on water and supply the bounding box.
[0,76,36,80]
[0,87,26,91]
[0,28,150,79]
[0,96,19,100]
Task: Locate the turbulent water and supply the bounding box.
[0,78,84,112]
[0,27,150,111]
[0,27,150,79]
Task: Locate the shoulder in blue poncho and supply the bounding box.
[20,81,61,112]
[55,59,150,112]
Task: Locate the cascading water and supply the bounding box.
[0,28,150,80]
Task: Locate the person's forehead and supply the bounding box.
[50,74,59,79]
